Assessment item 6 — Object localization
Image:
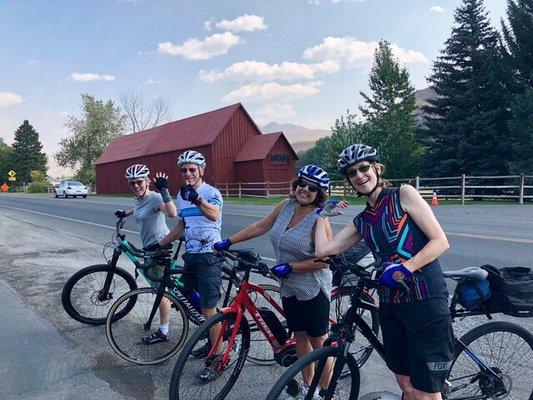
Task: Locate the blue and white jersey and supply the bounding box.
[177,182,223,254]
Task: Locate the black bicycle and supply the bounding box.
[267,258,533,400]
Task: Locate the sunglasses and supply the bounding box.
[346,164,372,178]
[129,180,145,187]
[297,179,319,192]
[180,167,198,174]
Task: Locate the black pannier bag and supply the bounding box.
[481,265,533,318]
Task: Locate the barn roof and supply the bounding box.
[95,103,259,164]
[234,132,298,162]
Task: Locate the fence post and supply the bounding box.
[415,176,419,190]
[461,174,466,205]
[225,182,229,197]
[238,181,242,198]
[343,180,347,199]
[266,181,270,197]
[519,173,524,205]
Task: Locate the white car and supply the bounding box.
[54,180,89,198]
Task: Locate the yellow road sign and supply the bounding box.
[8,177,16,181]
[7,170,16,178]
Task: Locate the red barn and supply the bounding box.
[95,103,298,195]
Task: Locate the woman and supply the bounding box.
[213,165,334,399]
[314,144,453,400]
[114,163,177,344]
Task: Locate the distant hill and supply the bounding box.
[261,122,330,155]
[414,87,436,125]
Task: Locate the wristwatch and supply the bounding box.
[193,197,203,206]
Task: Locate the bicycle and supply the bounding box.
[267,260,533,400]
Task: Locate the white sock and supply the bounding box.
[159,323,170,335]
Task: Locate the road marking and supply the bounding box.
[0,204,279,262]
[2,204,532,245]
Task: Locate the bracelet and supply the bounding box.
[160,188,172,203]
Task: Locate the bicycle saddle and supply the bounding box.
[443,267,488,281]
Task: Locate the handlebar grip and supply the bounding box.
[396,279,410,295]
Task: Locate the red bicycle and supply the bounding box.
[168,249,379,400]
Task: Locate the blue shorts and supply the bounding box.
[181,252,223,309]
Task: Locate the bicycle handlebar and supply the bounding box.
[217,249,270,276]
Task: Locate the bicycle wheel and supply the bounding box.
[331,286,379,368]
[266,345,360,400]
[106,288,189,365]
[62,264,137,325]
[169,311,250,400]
[246,283,286,366]
[447,321,533,400]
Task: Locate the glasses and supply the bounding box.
[180,167,198,174]
[129,180,145,187]
[297,179,319,192]
[346,164,372,178]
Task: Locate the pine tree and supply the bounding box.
[11,120,47,183]
[422,0,512,177]
[501,0,533,173]
[359,40,421,179]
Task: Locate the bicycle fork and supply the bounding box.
[99,250,121,301]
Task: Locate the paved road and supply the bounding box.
[0,193,532,399]
[1,193,532,268]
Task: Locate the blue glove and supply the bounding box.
[379,262,412,288]
[180,185,200,203]
[270,263,293,278]
[213,239,232,252]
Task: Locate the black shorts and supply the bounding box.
[181,252,223,309]
[379,298,454,393]
[282,291,330,337]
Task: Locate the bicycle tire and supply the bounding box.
[169,311,251,400]
[331,286,379,368]
[447,321,533,400]
[61,264,137,325]
[106,287,189,365]
[266,345,360,400]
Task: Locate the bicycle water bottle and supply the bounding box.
[188,290,201,312]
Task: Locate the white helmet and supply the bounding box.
[298,165,330,191]
[177,150,206,167]
[125,164,150,180]
[337,144,379,175]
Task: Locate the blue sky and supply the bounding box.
[0,0,507,176]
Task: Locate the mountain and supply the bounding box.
[261,122,330,154]
[414,87,437,125]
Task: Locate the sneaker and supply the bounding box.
[141,329,169,345]
[284,382,320,400]
[197,355,225,382]
[191,341,211,358]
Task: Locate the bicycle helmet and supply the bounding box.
[177,150,206,167]
[125,164,150,180]
[337,144,380,175]
[298,165,330,191]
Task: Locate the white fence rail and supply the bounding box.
[216,173,533,204]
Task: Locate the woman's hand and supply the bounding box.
[153,172,169,190]
[317,200,348,218]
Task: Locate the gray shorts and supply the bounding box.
[181,252,223,309]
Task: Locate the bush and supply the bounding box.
[28,181,50,193]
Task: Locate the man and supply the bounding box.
[150,150,224,380]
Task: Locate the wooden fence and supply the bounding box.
[215,173,533,204]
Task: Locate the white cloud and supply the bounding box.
[302,36,429,68]
[27,59,38,64]
[69,72,115,82]
[145,78,165,85]
[204,20,213,31]
[214,14,267,33]
[307,0,320,4]
[0,92,23,107]
[222,81,322,104]
[429,6,444,14]
[254,103,296,124]
[199,60,339,82]
[157,32,241,60]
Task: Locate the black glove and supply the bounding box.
[180,185,200,203]
[115,210,127,218]
[143,242,162,252]
[154,176,168,190]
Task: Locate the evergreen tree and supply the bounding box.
[11,120,47,183]
[359,40,421,179]
[422,0,512,177]
[56,94,126,184]
[501,0,533,173]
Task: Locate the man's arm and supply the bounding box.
[159,219,185,246]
